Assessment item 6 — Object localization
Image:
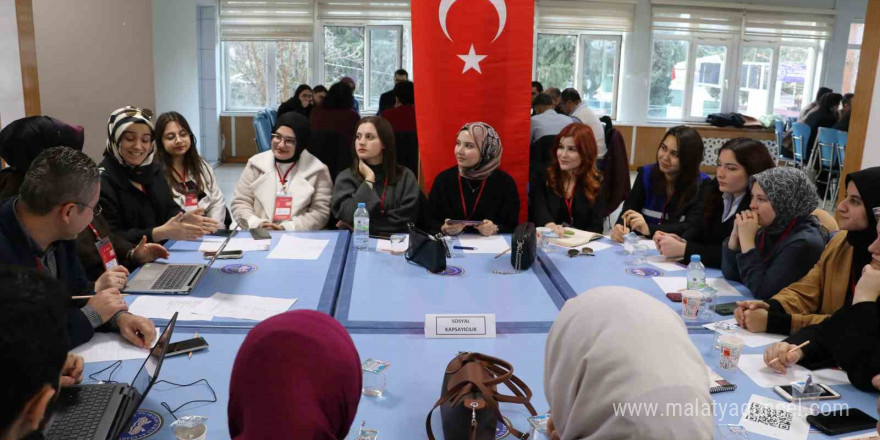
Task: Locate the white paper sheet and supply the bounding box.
[737,354,851,388]
[458,235,510,254]
[193,293,297,321]
[582,241,613,253]
[647,256,686,272]
[128,296,213,321]
[702,318,787,348]
[72,329,158,364]
[840,433,880,440]
[198,236,271,253]
[376,236,409,253]
[738,394,811,440]
[652,277,743,296]
[266,235,329,260]
[638,239,658,250]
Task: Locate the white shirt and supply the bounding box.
[570,103,607,158]
[530,110,577,144]
[722,192,746,222]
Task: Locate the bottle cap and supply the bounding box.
[358,202,366,208]
[691,254,701,262]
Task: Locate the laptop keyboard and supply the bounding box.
[45,386,115,439]
[151,265,199,290]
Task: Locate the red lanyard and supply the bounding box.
[172,165,187,184]
[379,176,389,215]
[87,223,101,239]
[34,257,43,273]
[458,175,488,220]
[658,199,670,225]
[564,186,575,224]
[758,219,797,262]
[275,162,296,187]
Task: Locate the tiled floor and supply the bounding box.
[214,163,245,203]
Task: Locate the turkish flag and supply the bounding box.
[412,0,534,221]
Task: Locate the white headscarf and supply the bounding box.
[544,286,714,440]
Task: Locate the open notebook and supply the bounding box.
[707,365,737,394]
[550,228,603,248]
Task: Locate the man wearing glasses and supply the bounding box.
[0,147,156,350]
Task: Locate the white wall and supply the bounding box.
[824,0,868,92]
[153,0,221,162]
[0,0,25,128]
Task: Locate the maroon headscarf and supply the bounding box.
[228,310,362,440]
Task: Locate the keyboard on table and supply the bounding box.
[151,265,199,290]
[45,385,117,439]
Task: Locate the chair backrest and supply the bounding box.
[817,127,840,170]
[529,135,557,177]
[837,131,848,149]
[836,132,847,169]
[394,131,419,177]
[791,122,811,164]
[774,120,785,161]
[253,109,275,153]
[267,109,278,129]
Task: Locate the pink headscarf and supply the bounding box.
[458,122,503,181]
[228,310,362,440]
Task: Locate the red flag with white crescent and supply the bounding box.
[412,0,534,220]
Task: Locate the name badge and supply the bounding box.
[183,191,199,212]
[95,236,118,270]
[273,192,293,222]
[425,314,496,339]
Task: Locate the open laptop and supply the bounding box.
[43,313,178,440]
[123,226,239,295]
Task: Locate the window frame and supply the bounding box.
[221,40,314,113]
[533,30,624,120]
[843,20,863,94]
[319,23,404,113]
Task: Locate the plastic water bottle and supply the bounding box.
[354,202,370,251]
[686,254,706,290]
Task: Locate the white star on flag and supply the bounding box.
[457,44,487,74]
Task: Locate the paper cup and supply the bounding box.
[175,424,206,440]
[681,290,702,320]
[718,335,744,370]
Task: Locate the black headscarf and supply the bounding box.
[274,111,310,163]
[845,167,880,279]
[0,116,84,170]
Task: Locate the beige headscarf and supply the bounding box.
[458,122,502,181]
[544,286,714,440]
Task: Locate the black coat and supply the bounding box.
[616,166,708,237]
[377,90,396,115]
[681,179,752,269]
[428,167,520,234]
[99,157,183,243]
[528,170,604,233]
[0,197,95,348]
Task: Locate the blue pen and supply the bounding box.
[453,246,475,250]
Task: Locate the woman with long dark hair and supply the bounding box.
[610,126,708,242]
[429,122,519,236]
[154,112,227,225]
[655,138,775,267]
[529,123,603,235]
[277,84,313,118]
[331,116,418,233]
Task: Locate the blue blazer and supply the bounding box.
[0,197,96,348]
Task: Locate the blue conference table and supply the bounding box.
[538,238,754,317]
[334,235,566,333]
[125,230,349,328]
[81,329,551,440]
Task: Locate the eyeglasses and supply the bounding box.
[73,202,103,216]
[567,247,595,258]
[271,133,297,147]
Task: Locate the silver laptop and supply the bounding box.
[123,226,238,295]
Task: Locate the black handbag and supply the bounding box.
[510,222,537,271]
[405,223,449,274]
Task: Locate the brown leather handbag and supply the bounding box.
[426,352,537,440]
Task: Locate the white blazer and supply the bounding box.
[169,159,227,225]
[231,150,332,231]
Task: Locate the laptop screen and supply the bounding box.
[119,313,177,434]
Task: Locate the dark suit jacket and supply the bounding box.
[529,170,605,234]
[378,90,396,115]
[0,197,95,347]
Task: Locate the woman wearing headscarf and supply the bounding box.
[722,167,826,300]
[277,84,313,118]
[228,310,362,439]
[763,208,880,392]
[99,106,219,244]
[331,116,419,233]
[0,115,168,282]
[429,122,519,236]
[544,286,714,440]
[735,167,880,335]
[232,112,332,231]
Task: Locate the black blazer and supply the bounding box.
[377,90,396,115]
[0,197,95,348]
[529,170,604,233]
[99,157,183,244]
[681,179,752,268]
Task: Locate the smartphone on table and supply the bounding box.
[166,337,209,357]
[806,408,877,436]
[203,249,243,260]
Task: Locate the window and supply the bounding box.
[223,41,311,111]
[323,25,403,111]
[648,39,688,119]
[691,44,727,118]
[843,22,863,94]
[737,47,773,115]
[774,46,816,118]
[535,33,622,117]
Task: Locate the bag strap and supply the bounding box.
[426,380,471,440]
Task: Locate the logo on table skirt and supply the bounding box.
[119,409,162,439]
[625,267,663,278]
[496,417,512,439]
[220,263,258,274]
[431,265,465,276]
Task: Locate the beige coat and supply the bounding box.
[231,150,332,231]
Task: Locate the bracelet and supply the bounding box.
[126,248,135,262]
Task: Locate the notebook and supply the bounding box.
[550,228,603,248]
[707,366,737,394]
